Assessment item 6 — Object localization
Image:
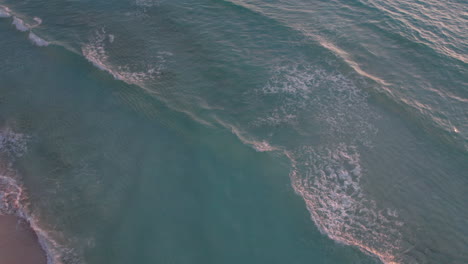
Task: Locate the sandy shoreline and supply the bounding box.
[0,215,47,264]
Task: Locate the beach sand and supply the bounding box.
[0,215,47,264]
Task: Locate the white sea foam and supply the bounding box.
[0,128,29,158]
[256,64,378,146]
[215,117,277,152]
[0,174,67,264]
[29,32,49,47]
[81,29,110,70]
[12,17,29,31]
[33,17,42,26]
[1,7,49,48]
[82,28,165,89]
[0,6,11,17]
[0,129,75,264]
[247,62,406,262]
[0,174,22,214]
[286,145,405,264]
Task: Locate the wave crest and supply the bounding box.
[12,17,29,31]
[0,5,11,17]
[255,64,378,146]
[215,117,277,152]
[29,32,49,47]
[0,5,49,48]
[286,145,406,264]
[0,128,77,264]
[82,28,167,89]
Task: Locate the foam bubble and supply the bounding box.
[29,32,49,47]
[12,17,29,31]
[33,17,42,26]
[0,6,11,18]
[81,29,110,70]
[0,128,29,158]
[286,145,405,264]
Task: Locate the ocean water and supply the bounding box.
[0,0,467,263]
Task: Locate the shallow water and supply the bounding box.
[0,1,467,263]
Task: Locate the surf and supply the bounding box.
[0,128,74,264]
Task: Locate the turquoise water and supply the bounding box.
[0,0,467,263]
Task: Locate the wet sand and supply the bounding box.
[0,215,47,264]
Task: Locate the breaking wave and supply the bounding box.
[242,63,409,263]
[82,28,168,89]
[0,128,76,264]
[12,17,29,31]
[29,32,49,47]
[0,129,29,158]
[0,5,418,262]
[0,5,11,17]
[0,5,49,47]
[254,63,378,146]
[80,28,217,127]
[285,145,408,264]
[0,174,69,264]
[33,16,42,26]
[215,117,277,152]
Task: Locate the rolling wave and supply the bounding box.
[254,63,379,146]
[12,16,29,31]
[1,4,213,131]
[359,0,468,64]
[29,32,49,46]
[82,28,166,91]
[0,5,11,17]
[245,62,410,263]
[0,174,69,264]
[222,0,468,151]
[0,2,465,263]
[80,28,215,128]
[285,146,408,264]
[214,117,278,152]
[0,128,29,158]
[0,6,49,47]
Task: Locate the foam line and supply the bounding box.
[1,129,73,264]
[29,32,49,47]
